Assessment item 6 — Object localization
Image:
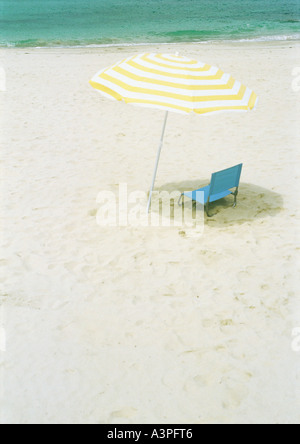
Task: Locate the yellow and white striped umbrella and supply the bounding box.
[89,53,258,115]
[89,53,258,211]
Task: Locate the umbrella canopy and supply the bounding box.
[89,53,258,211]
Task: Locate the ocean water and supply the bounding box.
[0,0,300,47]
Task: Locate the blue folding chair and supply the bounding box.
[179,164,243,217]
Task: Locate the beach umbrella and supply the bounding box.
[89,53,258,212]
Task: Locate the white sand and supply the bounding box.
[0,41,300,424]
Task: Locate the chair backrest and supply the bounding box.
[210,164,243,196]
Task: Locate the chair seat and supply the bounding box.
[183,185,232,205]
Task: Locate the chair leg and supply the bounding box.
[232,188,238,208]
[205,202,212,217]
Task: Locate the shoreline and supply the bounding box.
[1,39,300,58]
[1,33,300,50]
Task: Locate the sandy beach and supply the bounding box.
[0,41,300,424]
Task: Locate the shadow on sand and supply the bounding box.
[154,180,283,227]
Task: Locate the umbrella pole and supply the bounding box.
[147,111,169,213]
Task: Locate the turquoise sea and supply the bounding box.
[0,0,300,48]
